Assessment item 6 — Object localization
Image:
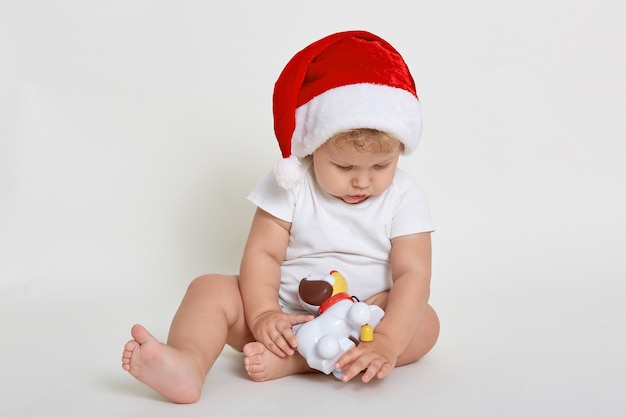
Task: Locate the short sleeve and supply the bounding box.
[246,170,299,223]
[390,170,434,238]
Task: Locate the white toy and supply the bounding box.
[295,270,385,379]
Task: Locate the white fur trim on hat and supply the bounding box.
[291,83,422,158]
[274,155,305,189]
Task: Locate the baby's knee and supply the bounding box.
[418,305,440,353]
[187,273,240,296]
[397,305,440,365]
[363,291,390,309]
[187,274,214,291]
[424,305,440,337]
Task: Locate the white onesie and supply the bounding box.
[247,161,434,313]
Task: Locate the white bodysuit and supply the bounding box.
[247,161,434,313]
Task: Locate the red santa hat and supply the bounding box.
[272,30,423,189]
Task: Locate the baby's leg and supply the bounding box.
[243,341,312,382]
[121,274,253,403]
[396,304,440,365]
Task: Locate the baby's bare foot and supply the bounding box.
[243,341,312,381]
[121,324,204,403]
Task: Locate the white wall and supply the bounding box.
[1,0,625,324]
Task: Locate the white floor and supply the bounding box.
[2,266,624,417]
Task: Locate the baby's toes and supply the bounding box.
[124,339,139,353]
[243,341,266,358]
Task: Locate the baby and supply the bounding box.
[122,30,440,404]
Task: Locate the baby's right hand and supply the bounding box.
[250,311,313,357]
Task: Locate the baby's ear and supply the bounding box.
[298,278,333,306]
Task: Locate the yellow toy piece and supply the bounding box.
[330,270,348,295]
[360,324,374,342]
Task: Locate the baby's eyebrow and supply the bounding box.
[372,156,397,166]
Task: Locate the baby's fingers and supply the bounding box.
[285,313,314,347]
[264,330,294,357]
[335,348,393,383]
[334,346,360,371]
[275,319,305,355]
[287,313,315,325]
[361,360,392,383]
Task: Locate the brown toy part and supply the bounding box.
[298,278,333,306]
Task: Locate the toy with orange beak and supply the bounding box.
[295,270,384,379]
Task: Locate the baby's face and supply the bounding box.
[312,141,400,204]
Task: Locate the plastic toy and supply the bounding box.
[295,270,384,379]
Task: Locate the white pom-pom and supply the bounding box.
[274,155,304,189]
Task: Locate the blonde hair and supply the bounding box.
[327,128,405,154]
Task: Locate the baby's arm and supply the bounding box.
[239,208,313,357]
[335,231,432,382]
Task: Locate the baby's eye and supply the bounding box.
[336,165,353,171]
[373,163,391,170]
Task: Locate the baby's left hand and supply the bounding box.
[334,333,398,383]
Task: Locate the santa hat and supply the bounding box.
[272,30,423,189]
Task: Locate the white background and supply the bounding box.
[1,1,625,416]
